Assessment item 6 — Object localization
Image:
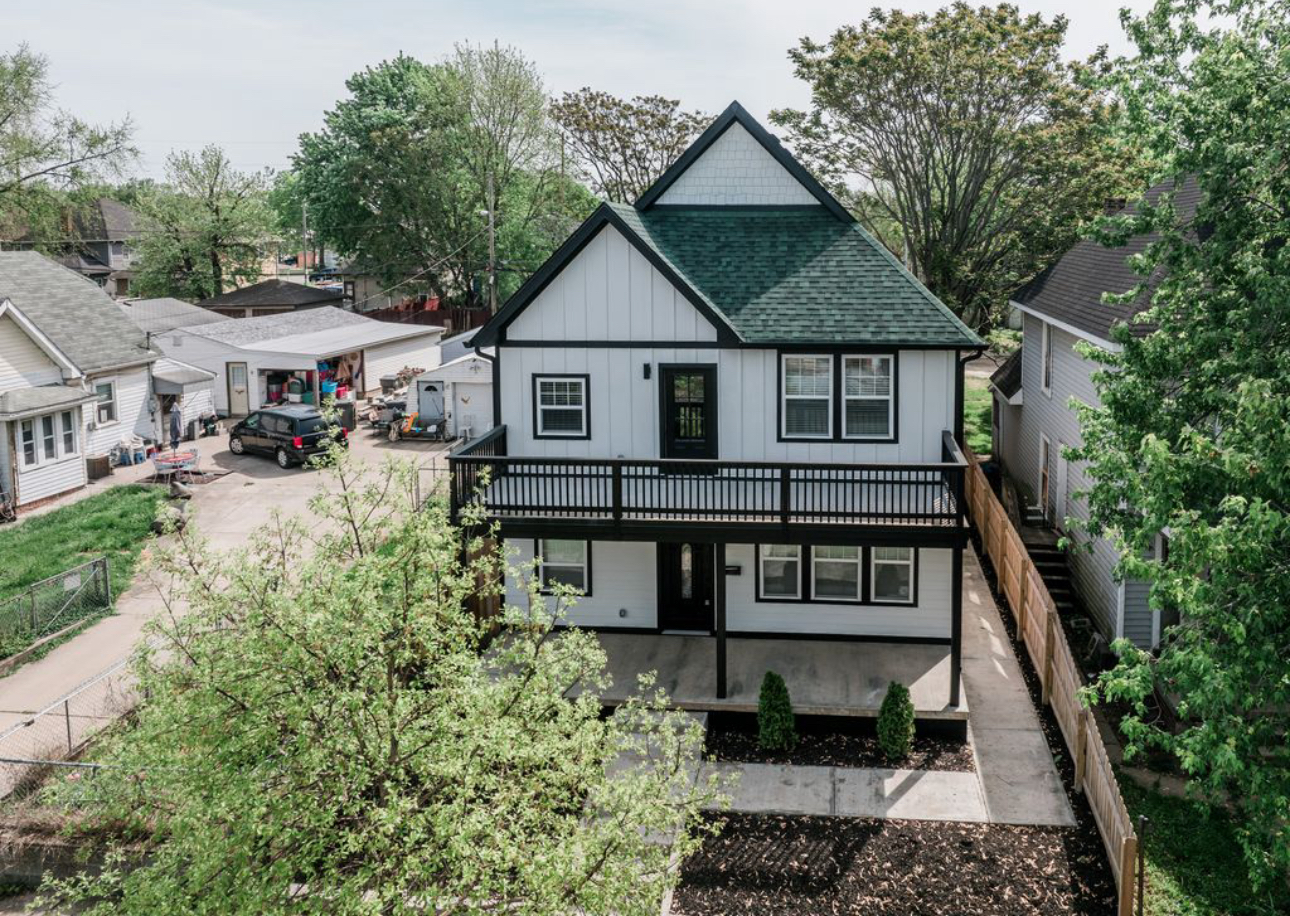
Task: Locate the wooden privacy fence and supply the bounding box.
[962,445,1140,916]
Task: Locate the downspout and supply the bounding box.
[474,345,499,429]
[954,348,986,448]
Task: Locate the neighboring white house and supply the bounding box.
[452,102,984,708]
[155,307,444,416]
[0,252,160,509]
[119,298,222,438]
[992,177,1200,649]
[416,349,494,440]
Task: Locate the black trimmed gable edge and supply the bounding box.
[633,101,854,224]
[472,202,742,349]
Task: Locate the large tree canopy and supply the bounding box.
[293,47,593,309]
[40,446,725,915]
[131,146,274,300]
[772,3,1144,330]
[1071,0,1290,886]
[0,44,135,240]
[550,90,708,202]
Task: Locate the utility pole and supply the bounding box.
[486,172,497,313]
[301,202,310,286]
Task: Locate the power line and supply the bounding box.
[348,227,491,310]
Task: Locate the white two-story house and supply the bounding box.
[452,103,984,710]
[1,252,159,509]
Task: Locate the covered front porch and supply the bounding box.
[589,632,968,724]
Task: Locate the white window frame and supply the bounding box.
[870,546,916,605]
[1040,322,1053,396]
[94,380,119,425]
[842,355,895,440]
[811,546,862,602]
[781,354,833,440]
[1038,433,1052,521]
[758,544,802,599]
[17,409,81,470]
[40,414,57,462]
[534,376,588,438]
[537,539,590,594]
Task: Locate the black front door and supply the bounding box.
[660,366,717,460]
[658,542,714,631]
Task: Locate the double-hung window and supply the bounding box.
[1040,322,1053,395]
[843,356,893,439]
[40,415,57,461]
[782,355,832,438]
[17,410,80,470]
[871,547,915,604]
[758,545,802,599]
[534,376,589,438]
[537,539,590,593]
[94,381,118,424]
[812,546,862,601]
[19,420,36,467]
[61,411,76,454]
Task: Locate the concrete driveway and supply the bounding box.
[0,422,454,766]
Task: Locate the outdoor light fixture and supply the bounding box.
[643,363,651,379]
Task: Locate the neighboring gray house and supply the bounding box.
[991,177,1200,649]
[57,198,141,299]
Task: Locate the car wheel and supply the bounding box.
[229,436,245,455]
[276,448,292,469]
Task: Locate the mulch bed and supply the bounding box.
[672,812,1116,915]
[705,728,975,772]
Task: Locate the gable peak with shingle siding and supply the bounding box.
[0,251,157,374]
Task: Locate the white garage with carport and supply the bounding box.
[415,350,494,441]
[160,308,443,417]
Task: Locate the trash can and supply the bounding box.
[380,374,399,395]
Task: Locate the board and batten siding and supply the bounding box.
[504,540,950,639]
[83,366,152,457]
[505,539,659,629]
[655,122,820,207]
[506,225,719,343]
[499,346,955,465]
[1008,312,1153,646]
[0,314,64,392]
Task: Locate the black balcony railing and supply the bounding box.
[449,426,966,532]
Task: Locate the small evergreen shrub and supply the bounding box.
[877,680,915,761]
[757,670,797,751]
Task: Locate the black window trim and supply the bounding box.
[776,350,900,444]
[534,538,593,596]
[753,543,920,607]
[531,373,592,441]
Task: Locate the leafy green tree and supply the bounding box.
[550,90,708,202]
[39,446,725,914]
[294,47,593,309]
[0,43,135,234]
[132,146,274,300]
[1070,0,1290,887]
[771,3,1145,330]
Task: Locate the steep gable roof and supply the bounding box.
[0,251,157,373]
[1013,176,1203,344]
[634,101,853,222]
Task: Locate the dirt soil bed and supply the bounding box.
[705,728,975,772]
[672,812,1116,916]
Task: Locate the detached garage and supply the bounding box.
[160,308,443,416]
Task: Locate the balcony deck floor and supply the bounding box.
[584,633,966,720]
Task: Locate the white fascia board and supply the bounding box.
[1010,300,1122,353]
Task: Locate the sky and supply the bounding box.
[9,0,1156,180]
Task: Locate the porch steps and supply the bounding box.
[1023,543,1085,618]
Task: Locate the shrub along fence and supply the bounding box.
[962,445,1139,916]
[0,558,111,661]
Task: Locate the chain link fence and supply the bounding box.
[0,657,136,802]
[0,558,111,660]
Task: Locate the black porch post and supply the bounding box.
[950,542,964,707]
[715,542,727,699]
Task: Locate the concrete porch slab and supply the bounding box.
[591,633,967,720]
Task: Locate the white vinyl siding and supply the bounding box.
[363,334,442,396]
[1005,312,1153,646]
[10,406,86,506]
[83,368,151,457]
[0,314,64,392]
[507,540,658,629]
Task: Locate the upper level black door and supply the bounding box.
[660,366,717,460]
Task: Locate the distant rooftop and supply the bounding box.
[121,297,228,335]
[202,278,346,310]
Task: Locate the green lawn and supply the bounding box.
[963,375,992,457]
[1120,779,1290,916]
[0,485,166,603]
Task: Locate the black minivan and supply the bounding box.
[228,405,348,468]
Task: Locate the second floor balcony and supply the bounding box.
[448,426,968,545]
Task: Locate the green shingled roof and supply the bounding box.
[609,203,981,347]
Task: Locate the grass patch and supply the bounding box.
[1120,779,1290,916]
[0,485,167,603]
[963,375,992,458]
